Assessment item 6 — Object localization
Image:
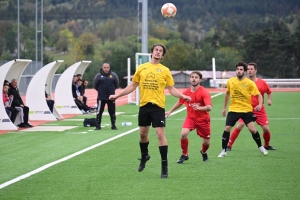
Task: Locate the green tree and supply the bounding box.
[214,47,243,71]
[163,42,194,70]
[78,32,98,56]
[5,29,17,54]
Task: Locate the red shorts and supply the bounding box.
[182,117,211,139]
[238,106,269,126]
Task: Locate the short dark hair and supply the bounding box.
[77,79,83,83]
[190,71,202,79]
[76,74,82,77]
[150,44,167,56]
[248,62,257,70]
[4,80,9,86]
[235,61,248,71]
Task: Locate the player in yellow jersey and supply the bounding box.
[109,44,191,178]
[218,61,268,157]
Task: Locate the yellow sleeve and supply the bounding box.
[165,69,174,87]
[226,79,231,92]
[132,68,141,83]
[251,81,260,96]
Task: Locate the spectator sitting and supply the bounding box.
[76,74,82,81]
[81,79,88,95]
[72,79,91,113]
[79,79,88,105]
[72,75,78,86]
[8,79,33,128]
[3,83,18,122]
[45,91,55,113]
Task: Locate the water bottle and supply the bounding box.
[121,122,132,126]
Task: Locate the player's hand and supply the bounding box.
[267,100,272,106]
[191,103,199,110]
[182,94,191,102]
[222,108,226,117]
[165,111,171,118]
[254,104,262,111]
[109,95,118,100]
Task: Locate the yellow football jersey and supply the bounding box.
[132,62,174,108]
[226,77,260,112]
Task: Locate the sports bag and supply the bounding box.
[83,118,97,127]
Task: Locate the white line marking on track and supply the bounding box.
[0,93,223,189]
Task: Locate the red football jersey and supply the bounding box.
[179,86,212,120]
[251,78,271,108]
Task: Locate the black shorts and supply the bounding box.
[138,103,165,128]
[226,112,256,127]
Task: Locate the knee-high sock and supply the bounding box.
[180,138,188,155]
[159,145,168,166]
[202,143,209,154]
[263,131,271,147]
[140,141,149,159]
[222,131,230,150]
[228,128,241,148]
[252,131,262,147]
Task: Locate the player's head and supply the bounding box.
[150,44,167,60]
[235,61,247,79]
[76,74,82,79]
[247,62,257,78]
[77,79,83,86]
[11,79,18,88]
[3,84,9,93]
[83,79,88,86]
[73,75,78,83]
[190,71,202,87]
[102,63,111,73]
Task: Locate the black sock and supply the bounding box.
[159,145,168,166]
[252,131,262,147]
[140,141,149,159]
[222,131,230,150]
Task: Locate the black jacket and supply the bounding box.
[8,84,24,107]
[72,84,83,99]
[93,68,119,100]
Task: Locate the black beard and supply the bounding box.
[191,83,199,87]
[237,74,244,79]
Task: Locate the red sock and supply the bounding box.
[180,138,189,155]
[263,131,271,147]
[228,128,241,148]
[202,143,209,154]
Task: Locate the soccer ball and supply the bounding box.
[161,3,177,18]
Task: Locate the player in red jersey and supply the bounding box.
[165,71,212,163]
[227,62,276,151]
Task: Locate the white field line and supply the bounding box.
[0,128,139,189]
[0,92,223,189]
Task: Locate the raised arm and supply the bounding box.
[109,82,139,100]
[167,86,191,101]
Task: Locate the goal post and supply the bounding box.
[127,53,151,105]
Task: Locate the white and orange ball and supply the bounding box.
[161,3,177,18]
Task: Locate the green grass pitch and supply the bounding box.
[0,92,299,199]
